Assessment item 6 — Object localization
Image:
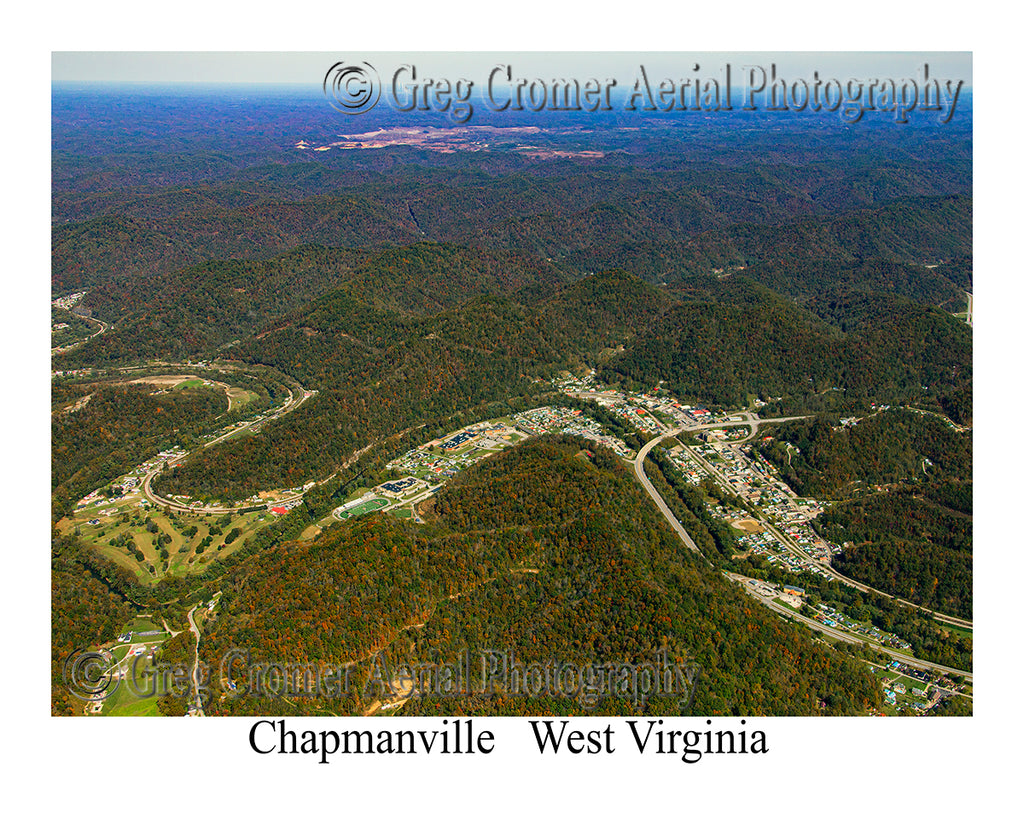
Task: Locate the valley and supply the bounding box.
[50,82,973,720]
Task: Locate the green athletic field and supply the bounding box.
[335,497,389,520]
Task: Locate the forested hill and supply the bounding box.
[53,93,971,294]
[599,282,971,413]
[824,482,973,619]
[53,96,972,505]
[53,186,971,294]
[759,411,973,617]
[760,410,972,499]
[195,437,882,716]
[56,242,567,366]
[51,91,972,720]
[117,261,966,502]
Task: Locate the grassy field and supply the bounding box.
[59,493,272,583]
[104,696,163,717]
[160,375,261,415]
[100,654,179,716]
[173,378,207,390]
[935,620,973,640]
[123,617,161,633]
[336,498,390,520]
[91,607,192,717]
[299,523,323,541]
[225,385,259,408]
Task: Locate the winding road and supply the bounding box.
[142,381,318,514]
[52,313,108,355]
[186,604,204,716]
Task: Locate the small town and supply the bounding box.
[57,365,971,718]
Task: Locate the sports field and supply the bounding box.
[335,497,390,520]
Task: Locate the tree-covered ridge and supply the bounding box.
[55,187,972,310]
[123,267,967,503]
[51,382,229,519]
[53,104,971,292]
[760,410,971,499]
[756,412,972,618]
[601,281,971,415]
[822,482,972,619]
[148,270,675,501]
[151,330,553,501]
[56,242,565,368]
[51,197,423,292]
[744,258,969,311]
[196,437,881,716]
[725,195,971,267]
[51,91,974,721]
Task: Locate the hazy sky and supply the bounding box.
[52,52,972,86]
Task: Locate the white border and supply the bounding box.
[12,2,1017,814]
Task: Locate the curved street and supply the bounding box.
[52,313,108,355]
[141,380,319,514]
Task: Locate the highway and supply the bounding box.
[633,433,704,556]
[630,420,974,680]
[672,426,974,631]
[726,573,973,681]
[821,559,973,629]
